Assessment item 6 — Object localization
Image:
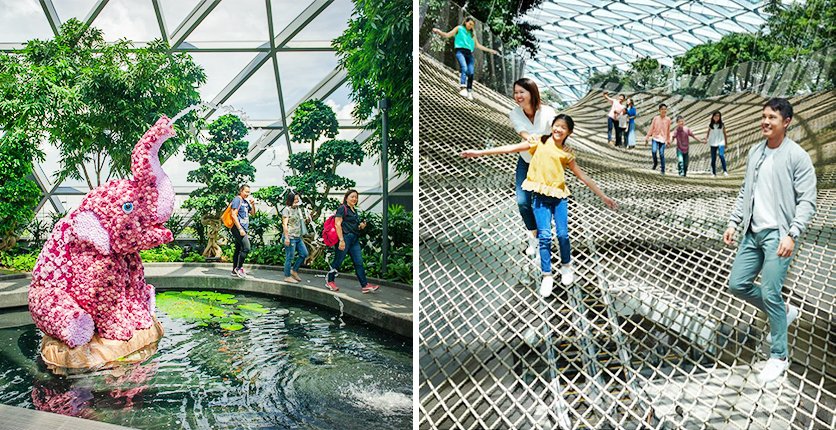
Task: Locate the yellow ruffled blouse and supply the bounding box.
[521,136,576,198]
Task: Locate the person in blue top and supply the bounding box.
[325,190,381,294]
[229,184,256,279]
[626,98,637,148]
[433,17,498,101]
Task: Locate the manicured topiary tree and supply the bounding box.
[182,115,255,258]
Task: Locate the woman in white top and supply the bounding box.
[704,110,729,176]
[508,77,556,258]
[603,91,625,145]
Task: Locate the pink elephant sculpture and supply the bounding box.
[29,116,177,348]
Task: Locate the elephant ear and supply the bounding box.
[72,211,111,255]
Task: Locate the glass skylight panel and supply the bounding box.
[94,0,164,42]
[276,51,340,108]
[0,2,54,42]
[269,0,310,36]
[186,0,269,43]
[290,0,352,42]
[51,0,98,21]
[189,52,262,102]
[221,60,282,121]
[158,0,200,36]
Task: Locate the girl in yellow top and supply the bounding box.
[462,114,617,297]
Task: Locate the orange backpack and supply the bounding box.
[221,202,234,228]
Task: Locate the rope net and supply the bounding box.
[418,53,835,429]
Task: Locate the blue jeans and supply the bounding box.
[327,233,367,287]
[676,149,689,176]
[728,229,793,359]
[651,139,666,173]
[283,236,309,276]
[710,146,727,174]
[532,194,571,274]
[515,157,537,231]
[607,117,615,142]
[454,48,475,90]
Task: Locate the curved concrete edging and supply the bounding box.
[0,263,413,338]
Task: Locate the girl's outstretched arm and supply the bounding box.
[461,140,532,158]
[432,27,458,38]
[567,160,618,210]
[474,38,498,55]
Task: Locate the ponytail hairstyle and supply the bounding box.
[541,114,575,146]
[709,110,724,129]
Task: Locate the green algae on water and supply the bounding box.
[156,290,269,331]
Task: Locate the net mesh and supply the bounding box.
[418,53,836,429]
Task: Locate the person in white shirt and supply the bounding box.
[603,91,625,145]
[704,110,730,176]
[508,78,556,260]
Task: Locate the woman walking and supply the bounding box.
[325,190,381,294]
[626,99,637,148]
[705,110,729,176]
[602,91,625,145]
[432,17,498,100]
[461,114,618,297]
[282,191,309,283]
[230,184,256,278]
[508,77,557,260]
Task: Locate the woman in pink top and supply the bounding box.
[603,91,625,145]
[645,103,672,175]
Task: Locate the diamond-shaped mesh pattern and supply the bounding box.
[418,54,836,429]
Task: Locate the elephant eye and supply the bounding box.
[122,202,134,213]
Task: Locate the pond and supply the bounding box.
[0,291,412,429]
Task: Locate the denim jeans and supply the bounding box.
[283,236,309,276]
[651,139,666,173]
[515,157,537,231]
[607,117,615,142]
[676,149,689,176]
[710,145,727,174]
[230,227,251,270]
[454,48,475,90]
[532,194,571,274]
[327,233,367,287]
[728,229,793,359]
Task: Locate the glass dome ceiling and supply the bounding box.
[0,0,406,217]
[523,0,769,102]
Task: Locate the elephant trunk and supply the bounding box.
[131,116,176,224]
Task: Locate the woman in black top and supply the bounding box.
[325,190,380,294]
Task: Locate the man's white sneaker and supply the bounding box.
[467,91,474,101]
[766,303,800,343]
[723,171,728,177]
[459,89,468,97]
[539,275,554,297]
[758,358,789,384]
[559,264,574,286]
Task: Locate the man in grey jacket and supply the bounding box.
[723,98,817,384]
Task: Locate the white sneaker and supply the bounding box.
[467,91,474,101]
[539,275,554,297]
[459,89,468,97]
[525,237,538,256]
[758,357,789,384]
[723,171,728,177]
[559,264,574,286]
[766,303,800,343]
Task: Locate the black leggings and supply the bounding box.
[230,227,251,269]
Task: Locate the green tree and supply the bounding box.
[288,99,338,164]
[333,0,413,175]
[0,131,44,252]
[181,115,256,258]
[0,18,205,191]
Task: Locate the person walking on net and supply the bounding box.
[461,114,618,297]
[645,103,672,175]
[432,17,498,101]
[672,115,704,177]
[723,98,816,384]
[705,110,730,177]
[508,78,557,264]
[602,91,625,146]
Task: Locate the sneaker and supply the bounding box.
[326,281,339,292]
[766,303,800,343]
[236,268,248,279]
[712,173,717,177]
[362,284,380,294]
[525,237,538,257]
[284,276,299,283]
[723,171,728,177]
[539,275,554,297]
[290,270,302,282]
[758,357,789,384]
[467,91,474,101]
[231,271,238,277]
[459,89,468,97]
[559,264,574,286]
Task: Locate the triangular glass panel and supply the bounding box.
[189,51,263,102]
[276,51,340,109]
[93,0,162,42]
[0,2,55,42]
[52,0,98,21]
[185,0,268,44]
[220,59,281,121]
[289,0,352,43]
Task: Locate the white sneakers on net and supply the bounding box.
[766,303,800,343]
[758,357,789,384]
[539,275,554,297]
[459,89,468,97]
[526,237,538,257]
[559,264,574,286]
[467,91,474,101]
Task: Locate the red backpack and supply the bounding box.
[322,205,348,247]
